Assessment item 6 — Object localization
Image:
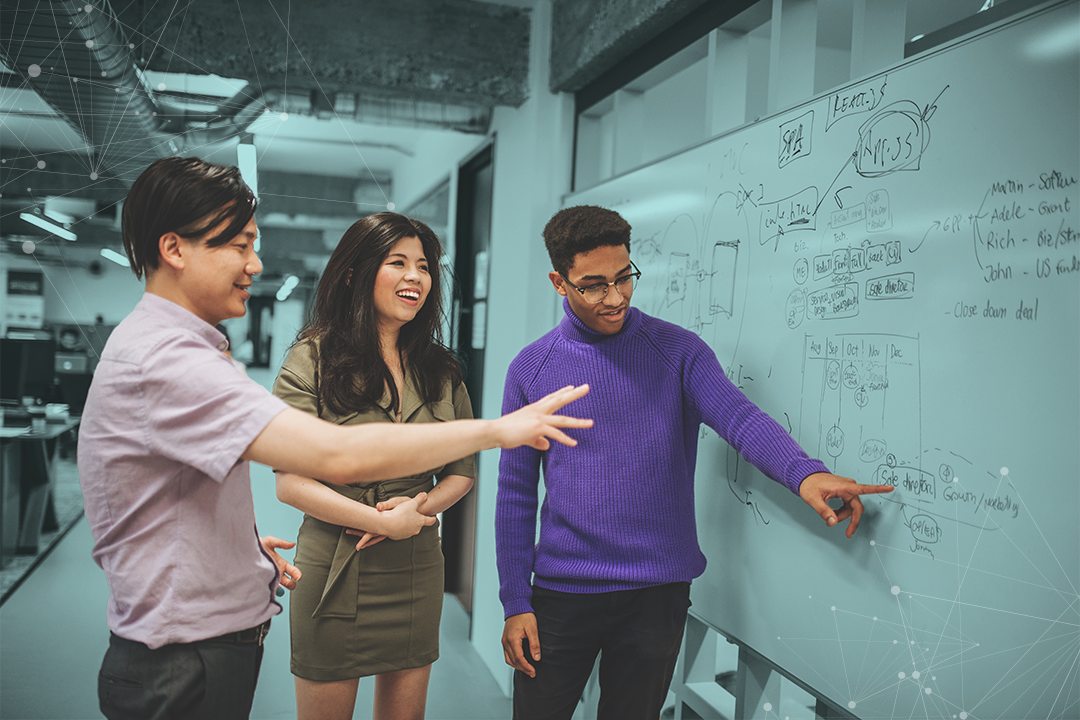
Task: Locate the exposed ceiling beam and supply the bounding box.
[549,0,756,95]
[117,0,531,108]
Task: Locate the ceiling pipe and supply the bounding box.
[1,0,491,193]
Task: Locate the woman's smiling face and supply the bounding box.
[372,235,431,331]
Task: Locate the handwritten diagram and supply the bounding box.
[572,8,1078,715]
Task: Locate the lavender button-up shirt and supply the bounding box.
[78,294,288,648]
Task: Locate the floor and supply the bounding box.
[0,466,513,720]
[0,366,513,720]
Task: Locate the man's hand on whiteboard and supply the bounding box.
[798,472,894,538]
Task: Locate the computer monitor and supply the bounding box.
[0,338,57,403]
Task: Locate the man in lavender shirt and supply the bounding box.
[78,157,593,720]
[496,206,894,720]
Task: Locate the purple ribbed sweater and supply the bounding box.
[495,299,830,619]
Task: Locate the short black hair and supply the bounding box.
[542,205,631,277]
[122,157,257,280]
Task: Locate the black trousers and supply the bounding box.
[98,630,265,720]
[513,582,691,720]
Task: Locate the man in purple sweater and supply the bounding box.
[496,205,894,720]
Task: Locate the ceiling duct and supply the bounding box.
[165,87,492,135]
[331,91,491,134]
[0,0,274,185]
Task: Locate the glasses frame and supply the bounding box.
[561,260,642,304]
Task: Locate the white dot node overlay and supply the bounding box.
[28,64,41,77]
[85,40,94,48]
[912,671,920,679]
[898,672,906,679]
[158,83,166,91]
[891,586,900,595]
[960,712,969,719]
[925,688,933,695]
[37,160,45,169]
[85,3,93,10]
[763,703,772,712]
[90,172,98,180]
[848,701,857,709]
[22,241,36,254]
[279,112,288,121]
[1001,467,1009,475]
[386,202,396,211]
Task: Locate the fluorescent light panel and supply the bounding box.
[19,212,76,241]
[276,274,299,302]
[100,248,130,267]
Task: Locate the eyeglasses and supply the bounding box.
[561,261,641,304]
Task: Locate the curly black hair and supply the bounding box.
[542,205,631,277]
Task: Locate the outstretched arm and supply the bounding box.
[798,472,894,538]
[244,384,592,485]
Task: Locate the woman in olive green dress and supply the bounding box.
[273,213,475,720]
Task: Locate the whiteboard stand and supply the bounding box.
[734,644,780,720]
[673,614,858,720]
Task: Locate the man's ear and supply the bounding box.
[549,271,568,297]
[158,232,185,271]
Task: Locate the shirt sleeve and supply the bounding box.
[495,362,544,619]
[440,381,477,480]
[683,338,829,493]
[140,334,288,483]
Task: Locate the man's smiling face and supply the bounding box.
[177,215,263,326]
[550,244,634,335]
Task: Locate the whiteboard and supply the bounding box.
[567,3,1079,718]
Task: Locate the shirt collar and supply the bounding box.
[136,293,229,352]
[557,296,640,344]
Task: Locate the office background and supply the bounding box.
[2,1,1077,718]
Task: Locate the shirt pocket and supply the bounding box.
[430,400,455,423]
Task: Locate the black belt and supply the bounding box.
[203,619,271,646]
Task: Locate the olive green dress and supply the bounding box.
[272,341,476,681]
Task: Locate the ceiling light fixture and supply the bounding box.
[100,248,130,267]
[276,275,300,302]
[19,211,76,241]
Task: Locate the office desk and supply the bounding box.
[0,418,80,566]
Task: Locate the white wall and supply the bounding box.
[392,131,488,212]
[467,0,576,693]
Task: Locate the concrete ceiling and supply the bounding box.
[1,0,1004,285]
[0,0,531,283]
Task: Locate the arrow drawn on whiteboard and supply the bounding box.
[815,152,857,216]
[923,84,949,123]
[835,186,852,208]
[910,221,940,253]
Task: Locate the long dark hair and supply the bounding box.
[299,212,462,417]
